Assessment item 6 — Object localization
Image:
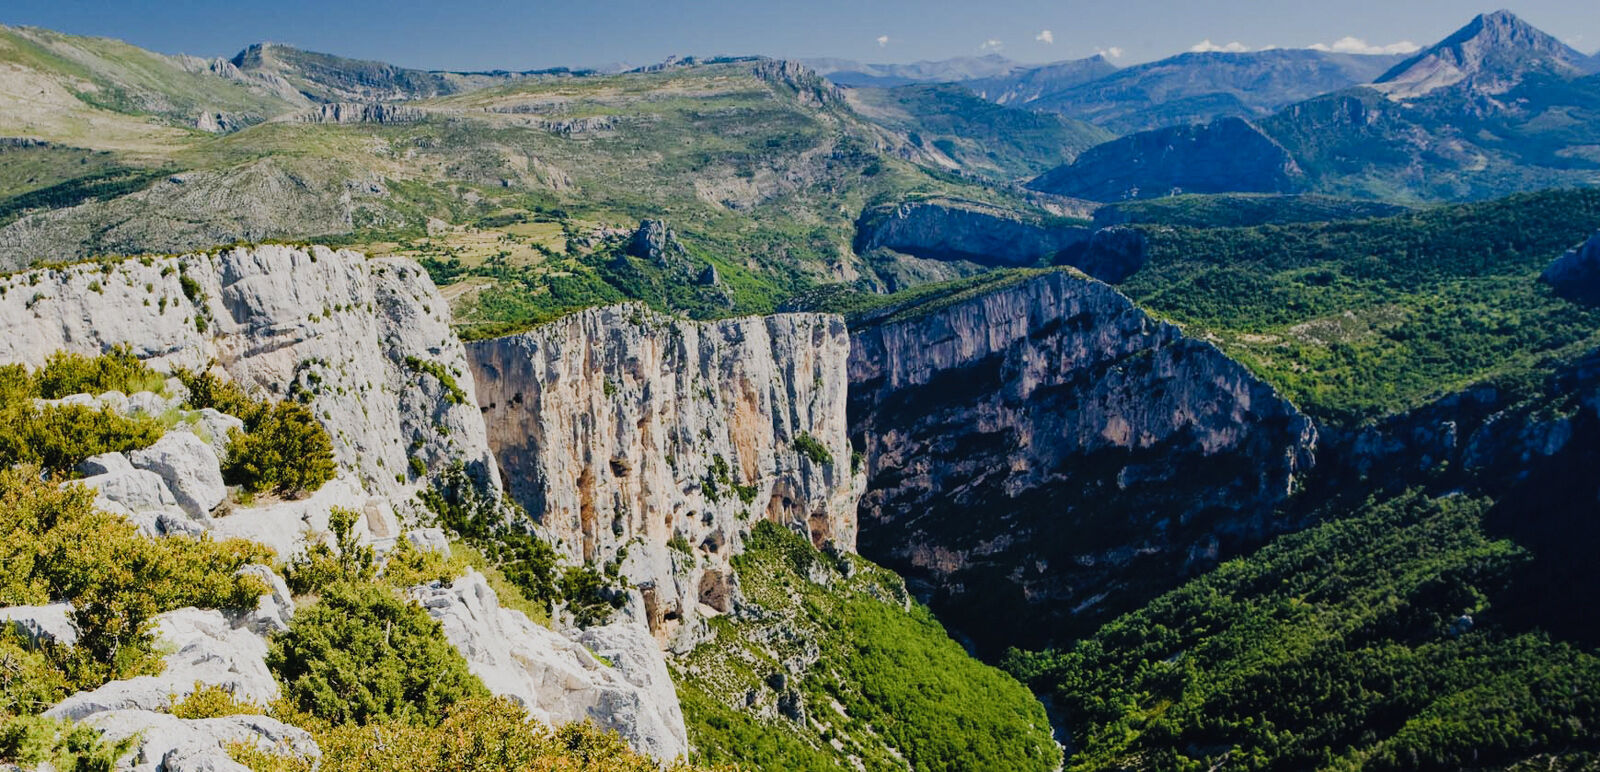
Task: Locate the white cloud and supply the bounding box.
[1308,36,1421,55]
[1190,39,1251,53]
[980,38,1004,52]
[876,34,889,47]
[1105,46,1125,59]
[1036,29,1054,45]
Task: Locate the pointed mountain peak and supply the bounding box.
[1374,10,1589,98]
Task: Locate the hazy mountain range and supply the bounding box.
[1028,10,1600,201]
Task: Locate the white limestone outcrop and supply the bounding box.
[0,603,78,648]
[45,608,278,722]
[84,710,318,772]
[0,244,500,500]
[130,431,226,518]
[410,570,689,761]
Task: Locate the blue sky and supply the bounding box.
[4,0,1597,71]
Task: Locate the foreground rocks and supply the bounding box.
[45,608,279,722]
[411,571,689,760]
[0,246,694,762]
[0,244,500,501]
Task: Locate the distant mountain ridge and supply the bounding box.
[1027,48,1405,133]
[809,48,1402,134]
[1373,9,1599,98]
[800,53,1040,88]
[1029,10,1600,202]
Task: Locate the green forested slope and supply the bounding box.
[677,522,1059,772]
[1121,188,1600,423]
[1006,492,1600,771]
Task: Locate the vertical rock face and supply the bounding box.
[1541,231,1600,305]
[853,200,1092,268]
[0,244,499,499]
[848,271,1316,653]
[466,304,861,650]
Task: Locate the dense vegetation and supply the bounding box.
[0,465,271,705]
[1005,491,1600,771]
[1122,188,1600,423]
[0,165,170,228]
[1094,193,1410,229]
[0,348,166,475]
[178,369,336,495]
[268,580,488,727]
[234,696,722,772]
[677,521,1059,772]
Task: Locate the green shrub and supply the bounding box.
[170,682,264,719]
[267,580,488,727]
[0,403,164,476]
[284,507,376,595]
[0,714,134,772]
[0,465,271,692]
[0,350,166,477]
[178,369,337,496]
[792,432,832,466]
[379,537,462,589]
[33,345,164,399]
[221,401,336,495]
[560,565,625,628]
[0,632,69,718]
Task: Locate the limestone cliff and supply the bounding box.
[0,245,690,760]
[847,271,1317,653]
[854,199,1090,269]
[0,244,497,499]
[466,304,862,650]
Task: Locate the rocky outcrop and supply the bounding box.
[848,270,1316,653]
[751,59,845,108]
[286,102,431,124]
[0,244,498,501]
[45,608,278,721]
[466,304,861,650]
[130,432,226,518]
[1322,346,1600,496]
[0,603,77,648]
[854,200,1091,269]
[84,711,318,772]
[411,571,688,760]
[1541,231,1600,304]
[1028,116,1304,201]
[628,219,688,266]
